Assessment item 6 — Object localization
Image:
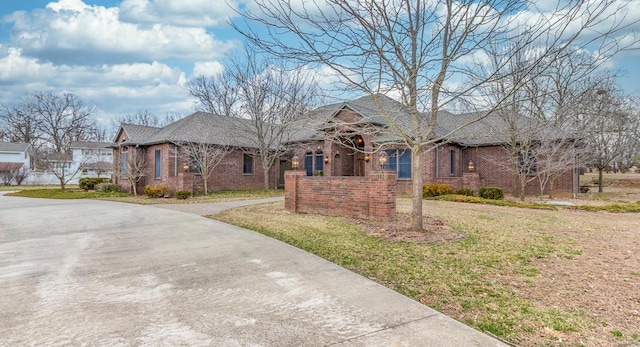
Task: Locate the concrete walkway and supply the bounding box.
[0,193,507,346]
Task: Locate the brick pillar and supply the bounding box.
[463,173,480,193]
[367,171,397,221]
[285,170,305,212]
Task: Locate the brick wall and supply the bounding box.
[285,170,396,221]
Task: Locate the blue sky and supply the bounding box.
[0,0,638,126]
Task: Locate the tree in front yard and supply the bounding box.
[120,147,147,196]
[187,46,318,190]
[234,0,634,230]
[176,142,231,195]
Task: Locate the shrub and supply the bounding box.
[455,188,474,196]
[175,190,190,200]
[422,183,453,198]
[144,184,170,198]
[98,183,123,193]
[79,177,110,191]
[478,187,504,200]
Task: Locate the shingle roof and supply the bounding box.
[0,142,30,152]
[150,112,265,147]
[295,94,547,147]
[119,124,162,144]
[117,95,547,149]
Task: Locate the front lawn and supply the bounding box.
[4,188,128,199]
[213,198,640,346]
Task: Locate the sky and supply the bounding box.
[0,0,639,128]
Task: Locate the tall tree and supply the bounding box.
[235,0,634,230]
[579,80,640,192]
[188,47,318,189]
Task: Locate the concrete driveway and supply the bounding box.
[0,193,506,346]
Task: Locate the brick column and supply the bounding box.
[285,170,305,212]
[463,173,480,193]
[367,171,397,221]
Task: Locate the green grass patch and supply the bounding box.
[567,202,640,213]
[430,194,557,210]
[6,189,128,199]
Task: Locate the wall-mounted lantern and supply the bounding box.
[467,160,476,173]
[183,163,189,172]
[379,151,388,169]
[364,153,371,162]
[292,154,300,170]
[324,154,329,164]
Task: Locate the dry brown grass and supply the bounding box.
[214,173,640,346]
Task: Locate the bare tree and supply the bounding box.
[13,165,30,185]
[120,146,147,196]
[22,92,97,153]
[176,142,232,195]
[234,0,634,230]
[579,81,640,192]
[0,104,44,156]
[40,151,84,190]
[188,47,318,189]
[0,164,31,186]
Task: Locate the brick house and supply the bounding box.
[288,94,578,197]
[112,112,279,194]
[112,95,578,196]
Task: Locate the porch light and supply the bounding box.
[467,160,476,173]
[379,151,388,169]
[364,153,371,162]
[292,154,300,169]
[183,163,189,172]
[324,154,329,164]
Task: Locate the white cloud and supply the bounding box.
[5,0,238,65]
[0,47,191,116]
[191,61,224,78]
[46,0,90,12]
[120,0,242,27]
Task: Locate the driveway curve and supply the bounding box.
[0,193,506,346]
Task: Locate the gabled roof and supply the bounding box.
[117,124,162,145]
[0,142,30,152]
[296,94,551,147]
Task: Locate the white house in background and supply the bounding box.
[70,141,114,179]
[0,141,113,186]
[0,142,31,168]
[0,143,31,185]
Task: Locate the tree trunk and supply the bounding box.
[548,177,556,199]
[59,179,66,190]
[519,178,526,201]
[132,182,138,196]
[411,146,423,231]
[598,167,604,193]
[203,178,209,195]
[263,166,270,190]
